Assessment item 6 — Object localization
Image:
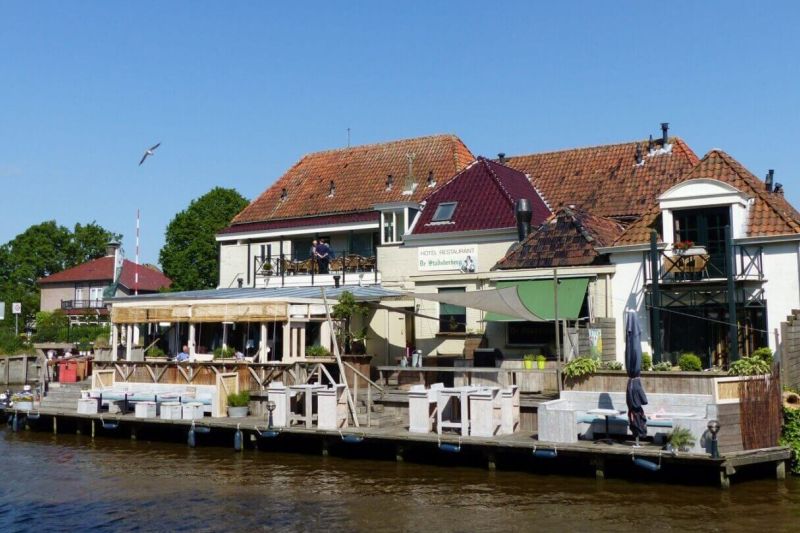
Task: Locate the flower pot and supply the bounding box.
[523,355,535,370]
[227,406,249,418]
[537,360,546,370]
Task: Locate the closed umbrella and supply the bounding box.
[625,312,648,445]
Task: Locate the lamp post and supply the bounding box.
[266,400,276,429]
[707,419,721,458]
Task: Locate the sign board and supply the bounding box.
[588,328,603,359]
[12,302,22,315]
[0,302,4,320]
[418,244,478,272]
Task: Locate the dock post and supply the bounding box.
[76,421,81,436]
[91,420,95,439]
[321,438,329,457]
[53,416,57,435]
[487,451,497,471]
[593,458,606,480]
[719,469,730,490]
[776,460,786,481]
[395,444,404,462]
[131,426,137,441]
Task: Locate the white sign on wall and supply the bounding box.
[418,244,478,272]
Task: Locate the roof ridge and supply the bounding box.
[479,157,517,208]
[299,133,463,158]
[507,136,692,160]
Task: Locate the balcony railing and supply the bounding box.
[62,299,106,310]
[644,244,763,284]
[252,250,379,288]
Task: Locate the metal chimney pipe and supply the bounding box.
[766,169,774,192]
[515,198,533,242]
[498,153,506,164]
[661,123,669,145]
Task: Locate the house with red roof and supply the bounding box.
[38,242,172,322]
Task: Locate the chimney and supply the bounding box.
[386,174,394,190]
[647,134,654,152]
[515,198,533,242]
[105,240,121,257]
[498,153,506,164]
[774,183,784,194]
[635,143,643,165]
[661,122,669,145]
[765,169,774,192]
[280,188,288,201]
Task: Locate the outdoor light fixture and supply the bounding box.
[707,419,721,458]
[266,400,276,429]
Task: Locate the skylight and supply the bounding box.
[432,202,457,222]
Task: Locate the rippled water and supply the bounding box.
[0,429,797,532]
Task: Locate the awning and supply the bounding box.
[484,278,589,322]
[410,285,547,322]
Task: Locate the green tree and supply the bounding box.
[159,187,249,291]
[0,221,120,328]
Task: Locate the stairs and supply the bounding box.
[40,382,85,412]
[354,393,402,428]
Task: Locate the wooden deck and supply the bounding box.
[6,406,790,489]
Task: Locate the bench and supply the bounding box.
[538,390,717,452]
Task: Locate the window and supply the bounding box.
[438,287,466,333]
[507,321,556,346]
[432,202,457,222]
[381,209,408,244]
[382,212,396,243]
[673,206,730,275]
[89,287,104,305]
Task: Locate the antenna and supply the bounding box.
[347,127,351,148]
[135,209,140,296]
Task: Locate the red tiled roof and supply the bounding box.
[38,256,171,292]
[494,206,625,269]
[118,260,172,292]
[229,134,474,227]
[219,211,378,236]
[411,157,550,234]
[503,137,699,219]
[615,150,800,245]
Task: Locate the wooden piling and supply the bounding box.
[130,426,137,440]
[776,460,786,480]
[487,451,497,471]
[321,438,329,456]
[52,416,57,435]
[593,458,605,480]
[395,444,404,462]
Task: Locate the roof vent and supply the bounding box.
[765,169,774,192]
[647,134,654,153]
[774,182,784,194]
[635,143,643,165]
[498,153,506,164]
[427,170,436,188]
[280,188,288,202]
[329,180,336,197]
[661,122,669,145]
[386,174,393,191]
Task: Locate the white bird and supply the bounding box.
[139,142,161,165]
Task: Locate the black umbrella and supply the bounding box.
[625,312,648,443]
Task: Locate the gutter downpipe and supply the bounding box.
[649,230,662,364]
[725,226,739,363]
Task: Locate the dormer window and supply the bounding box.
[432,202,457,222]
[386,174,394,191]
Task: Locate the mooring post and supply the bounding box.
[91,420,96,439]
[76,421,82,435]
[395,444,404,462]
[53,416,57,435]
[130,426,137,441]
[719,469,730,490]
[776,460,786,481]
[593,458,606,480]
[321,438,329,456]
[487,451,497,471]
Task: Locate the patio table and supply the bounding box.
[289,384,326,428]
[436,386,480,436]
[587,408,626,444]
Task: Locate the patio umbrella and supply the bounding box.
[625,311,648,442]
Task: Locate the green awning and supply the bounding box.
[484,278,589,322]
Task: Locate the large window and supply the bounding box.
[673,206,730,275]
[507,321,557,346]
[438,287,466,333]
[381,209,408,244]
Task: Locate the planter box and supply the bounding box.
[228,406,249,418]
[182,402,205,420]
[135,401,157,418]
[341,354,374,389]
[15,401,34,412]
[77,398,98,414]
[564,370,727,395]
[160,402,182,420]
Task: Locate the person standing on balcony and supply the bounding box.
[316,239,330,274]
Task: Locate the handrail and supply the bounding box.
[376,365,558,374]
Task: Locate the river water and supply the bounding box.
[0,429,797,532]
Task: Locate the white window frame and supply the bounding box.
[380,208,414,244]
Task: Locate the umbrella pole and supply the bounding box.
[554,268,561,393]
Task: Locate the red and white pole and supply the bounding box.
[135,208,140,296]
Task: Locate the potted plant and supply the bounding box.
[262,261,274,276]
[673,240,694,254]
[536,354,547,370]
[213,346,235,359]
[523,353,536,370]
[331,290,369,354]
[305,345,331,358]
[667,426,696,452]
[227,391,250,417]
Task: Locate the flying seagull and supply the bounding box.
[139,142,161,165]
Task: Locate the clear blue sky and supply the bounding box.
[1,1,799,265]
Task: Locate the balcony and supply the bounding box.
[252,251,380,288]
[644,244,763,285]
[61,299,108,314]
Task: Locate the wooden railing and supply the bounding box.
[376,365,559,393]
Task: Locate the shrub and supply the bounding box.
[305,345,331,357]
[668,426,696,450]
[780,403,800,474]
[94,335,110,349]
[227,391,250,407]
[213,346,235,359]
[146,345,165,357]
[728,356,772,376]
[751,347,773,365]
[601,360,623,371]
[678,353,703,372]
[653,361,673,372]
[642,353,652,371]
[563,357,599,380]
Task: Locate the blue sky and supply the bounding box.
[1,1,799,265]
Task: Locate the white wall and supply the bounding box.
[609,251,649,361]
[761,241,800,352]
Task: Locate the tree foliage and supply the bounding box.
[0,221,120,329]
[159,187,249,291]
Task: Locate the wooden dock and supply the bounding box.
[4,406,790,489]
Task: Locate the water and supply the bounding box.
[0,429,797,532]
